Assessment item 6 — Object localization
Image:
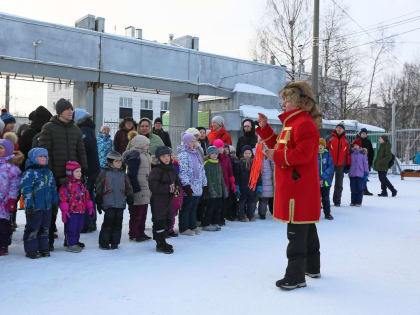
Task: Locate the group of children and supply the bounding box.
[318,137,369,220]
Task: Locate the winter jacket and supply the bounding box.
[126,132,164,156]
[38,116,88,184]
[374,141,392,172]
[349,148,369,178]
[356,134,374,169]
[414,152,420,165]
[207,125,232,145]
[97,132,113,168]
[234,157,261,193]
[0,155,21,220]
[18,106,52,159]
[218,152,235,196]
[236,119,258,158]
[123,149,151,205]
[20,159,58,211]
[153,128,172,148]
[256,109,321,223]
[318,149,334,187]
[261,157,274,198]
[95,166,133,210]
[148,163,181,221]
[177,144,207,197]
[59,179,93,214]
[327,131,351,167]
[77,116,100,186]
[203,158,227,199]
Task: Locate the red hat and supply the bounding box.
[66,161,82,181]
[353,138,362,147]
[213,139,224,149]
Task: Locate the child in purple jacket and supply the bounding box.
[349,138,369,206]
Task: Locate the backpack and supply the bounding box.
[388,154,395,168]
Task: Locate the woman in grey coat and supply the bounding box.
[258,157,274,219]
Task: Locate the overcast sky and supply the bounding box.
[1,0,419,115]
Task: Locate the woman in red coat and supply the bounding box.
[256,81,323,290]
[207,116,232,145]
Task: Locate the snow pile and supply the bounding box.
[240,105,281,122]
[233,83,277,97]
[2,175,420,315]
[324,119,385,132]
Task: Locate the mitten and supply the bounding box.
[126,195,134,207]
[183,185,193,196]
[7,199,17,212]
[60,202,70,223]
[87,200,94,215]
[256,186,263,197]
[229,176,236,193]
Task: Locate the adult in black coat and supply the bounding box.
[197,127,209,155]
[18,106,52,159]
[74,108,101,232]
[357,128,375,195]
[236,119,258,158]
[152,117,172,148]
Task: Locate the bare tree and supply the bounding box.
[252,0,311,81]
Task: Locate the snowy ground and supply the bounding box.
[2,175,420,315]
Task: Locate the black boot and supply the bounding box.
[26,251,41,259]
[391,189,398,197]
[378,192,388,197]
[363,189,373,196]
[275,278,306,290]
[155,231,174,254]
[39,250,50,257]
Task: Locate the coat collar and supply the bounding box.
[278,108,305,125]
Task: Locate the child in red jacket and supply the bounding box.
[59,161,93,253]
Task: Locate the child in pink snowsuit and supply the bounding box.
[59,161,93,253]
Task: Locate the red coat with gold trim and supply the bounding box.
[256,109,321,223]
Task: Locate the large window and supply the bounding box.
[141,99,153,110]
[140,99,153,120]
[119,97,133,119]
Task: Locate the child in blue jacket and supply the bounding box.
[20,148,59,258]
[319,138,334,220]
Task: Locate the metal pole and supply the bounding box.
[391,103,396,174]
[5,75,10,111]
[312,0,320,104]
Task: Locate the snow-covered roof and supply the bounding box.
[239,105,281,123]
[324,120,385,132]
[233,83,277,97]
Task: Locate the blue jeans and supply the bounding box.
[350,177,364,204]
[179,196,200,233]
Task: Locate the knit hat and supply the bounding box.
[155,146,172,160]
[28,147,49,165]
[182,133,196,146]
[0,139,14,157]
[360,128,368,134]
[154,117,163,125]
[336,121,345,130]
[207,146,218,156]
[131,135,150,149]
[185,127,200,136]
[3,132,18,144]
[212,116,224,127]
[319,138,326,147]
[213,139,224,149]
[1,109,16,126]
[73,108,91,125]
[66,161,81,181]
[353,138,362,147]
[241,145,253,155]
[55,98,73,116]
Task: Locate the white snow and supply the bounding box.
[324,120,386,132]
[240,105,281,122]
[2,175,420,315]
[233,83,278,97]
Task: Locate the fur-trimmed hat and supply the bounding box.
[131,135,150,149]
[280,81,322,128]
[119,117,136,130]
[319,138,326,147]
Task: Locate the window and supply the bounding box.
[160,101,169,111]
[119,97,133,108]
[119,108,133,120]
[141,99,153,110]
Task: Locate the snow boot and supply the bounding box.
[193,227,202,235]
[215,224,222,231]
[363,189,373,196]
[275,278,307,290]
[334,203,341,207]
[39,250,50,257]
[249,217,257,222]
[135,234,151,242]
[168,231,178,238]
[355,204,362,207]
[156,242,174,254]
[350,203,356,206]
[305,272,321,278]
[99,244,111,250]
[392,189,398,197]
[65,245,82,253]
[180,229,195,236]
[26,251,41,259]
[259,215,266,220]
[239,217,249,222]
[378,192,388,197]
[0,246,8,256]
[110,244,118,250]
[203,225,218,232]
[325,214,334,220]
